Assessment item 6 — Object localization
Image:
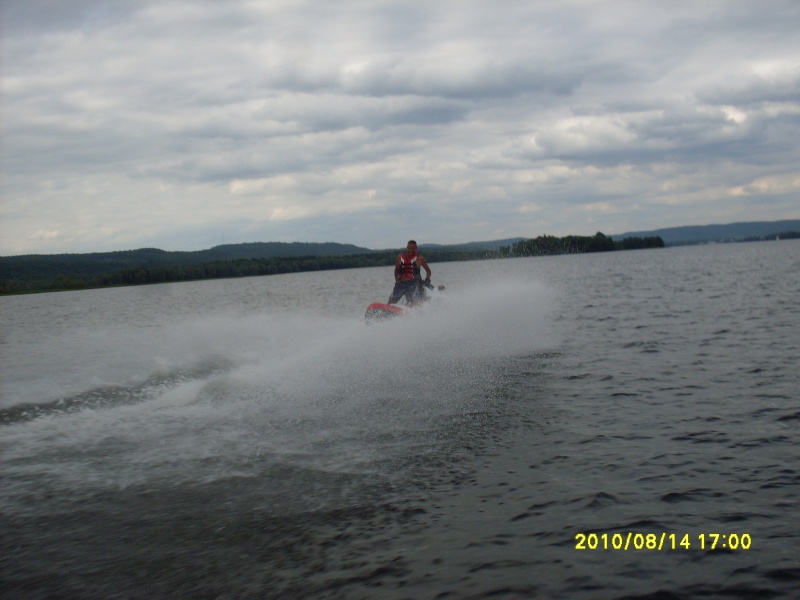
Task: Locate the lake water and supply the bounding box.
[2,241,799,599]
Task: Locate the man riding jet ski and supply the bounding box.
[388,239,432,306]
[365,240,438,323]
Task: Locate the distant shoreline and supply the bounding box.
[3,226,798,296]
[1,233,667,296]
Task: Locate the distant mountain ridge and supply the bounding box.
[1,241,373,262]
[417,238,527,251]
[192,241,372,260]
[611,220,800,245]
[0,242,374,284]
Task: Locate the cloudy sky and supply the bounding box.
[1,0,799,255]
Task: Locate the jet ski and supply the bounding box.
[364,281,442,324]
[364,302,406,323]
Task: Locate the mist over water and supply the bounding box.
[2,243,799,599]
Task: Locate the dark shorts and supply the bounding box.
[389,279,422,304]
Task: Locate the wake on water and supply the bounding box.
[1,279,555,515]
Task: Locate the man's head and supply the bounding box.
[406,240,417,254]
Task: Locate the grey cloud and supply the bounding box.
[1,0,799,255]
[698,71,800,108]
[332,59,584,100]
[0,0,135,34]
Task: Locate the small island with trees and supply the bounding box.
[501,232,664,256]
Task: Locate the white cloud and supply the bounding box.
[31,229,61,241]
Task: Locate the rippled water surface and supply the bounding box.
[2,241,799,599]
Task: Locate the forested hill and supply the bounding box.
[191,242,372,261]
[0,242,372,283]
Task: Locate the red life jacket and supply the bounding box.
[398,253,419,280]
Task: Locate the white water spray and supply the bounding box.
[1,275,556,507]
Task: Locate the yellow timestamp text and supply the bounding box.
[574,532,752,551]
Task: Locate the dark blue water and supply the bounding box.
[2,241,798,598]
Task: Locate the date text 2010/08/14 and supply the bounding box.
[574,532,752,551]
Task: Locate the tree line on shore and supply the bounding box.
[501,232,664,256]
[2,232,664,295]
